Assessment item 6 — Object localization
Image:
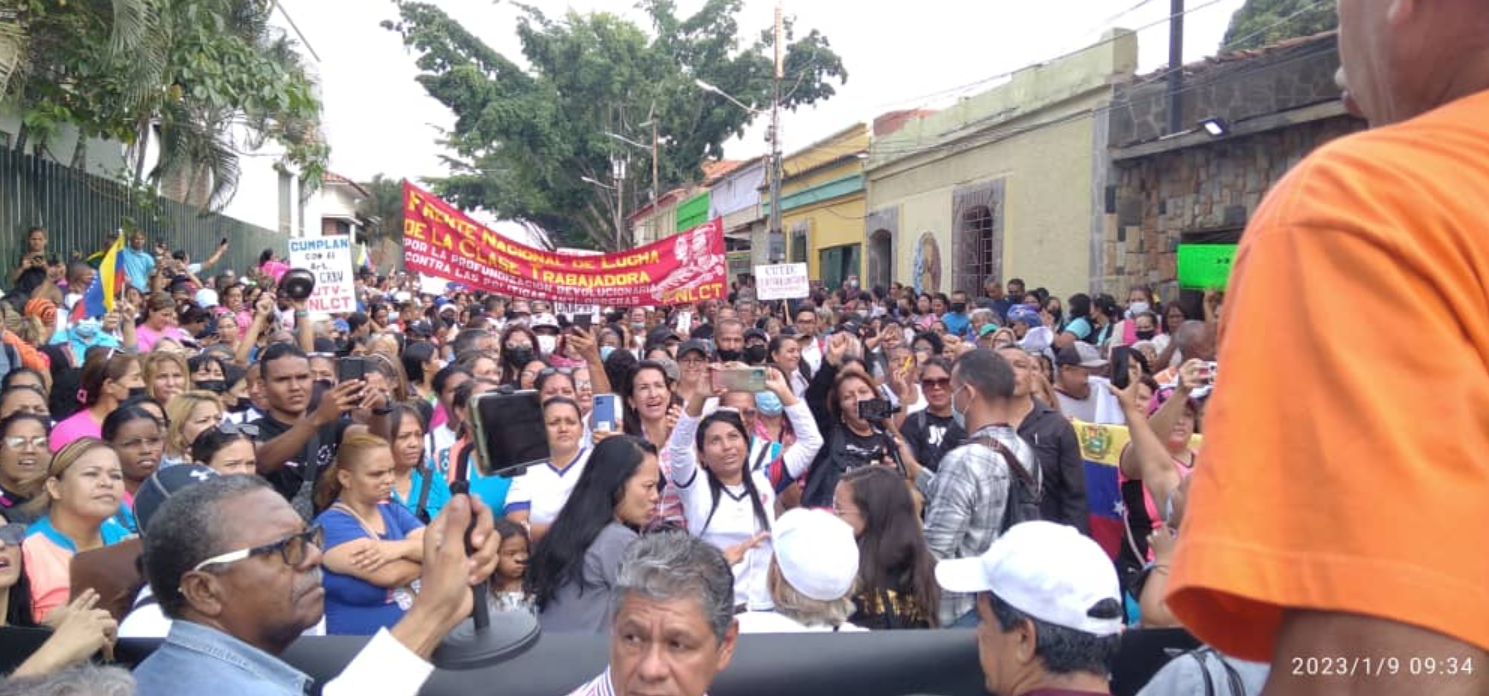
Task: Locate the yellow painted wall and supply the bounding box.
[780,124,869,280]
[866,31,1137,298]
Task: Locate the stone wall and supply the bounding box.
[1098,114,1364,295]
[1108,33,1343,148]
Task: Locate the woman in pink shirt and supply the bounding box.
[258,249,290,283]
[131,293,188,354]
[50,351,144,453]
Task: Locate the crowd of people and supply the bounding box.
[0,223,1235,695]
[5,4,1489,691]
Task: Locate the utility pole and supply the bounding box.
[767,0,784,262]
[612,156,627,250]
[651,119,660,204]
[1166,0,1185,135]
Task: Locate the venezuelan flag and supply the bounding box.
[73,233,126,320]
[1073,420,1203,561]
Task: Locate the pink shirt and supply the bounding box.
[134,324,187,353]
[50,409,102,452]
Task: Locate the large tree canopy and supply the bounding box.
[386,0,846,250]
[2,0,326,211]
[1222,0,1337,52]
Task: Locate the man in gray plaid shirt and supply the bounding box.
[910,348,1040,628]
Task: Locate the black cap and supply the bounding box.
[744,328,769,343]
[135,465,219,535]
[676,339,710,360]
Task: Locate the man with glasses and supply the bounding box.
[134,474,502,696]
[999,346,1087,534]
[793,307,824,373]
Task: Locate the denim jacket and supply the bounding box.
[133,621,313,696]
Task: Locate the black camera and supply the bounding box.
[857,398,901,423]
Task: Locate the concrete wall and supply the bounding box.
[866,31,1137,300]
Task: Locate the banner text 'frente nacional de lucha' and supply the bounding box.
[401,181,726,306]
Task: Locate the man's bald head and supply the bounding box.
[1336,0,1489,126]
[1174,320,1216,361]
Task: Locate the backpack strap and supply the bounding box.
[971,435,1040,497]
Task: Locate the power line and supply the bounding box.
[870,0,1232,112]
[791,0,1336,162]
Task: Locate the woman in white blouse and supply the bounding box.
[666,364,823,611]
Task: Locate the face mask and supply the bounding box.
[1127,302,1151,319]
[744,344,768,365]
[505,346,533,367]
[1136,329,1157,341]
[600,346,616,362]
[630,321,646,333]
[716,348,743,363]
[950,302,967,314]
[537,335,558,356]
[950,384,969,430]
[196,379,227,394]
[127,386,149,400]
[755,390,784,417]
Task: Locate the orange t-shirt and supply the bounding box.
[1167,88,1489,660]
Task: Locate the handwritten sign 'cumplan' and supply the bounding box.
[288,236,357,316]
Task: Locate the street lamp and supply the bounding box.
[694,79,762,114]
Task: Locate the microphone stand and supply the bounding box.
[432,422,541,670]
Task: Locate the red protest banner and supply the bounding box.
[401,181,726,306]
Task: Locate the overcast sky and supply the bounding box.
[282,0,1252,185]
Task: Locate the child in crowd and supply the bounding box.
[490,518,532,612]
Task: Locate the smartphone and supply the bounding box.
[573,313,592,331]
[337,357,366,383]
[676,310,693,336]
[1197,361,1218,384]
[715,366,767,393]
[471,390,550,477]
[1110,346,1133,390]
[591,393,620,433]
[856,397,898,422]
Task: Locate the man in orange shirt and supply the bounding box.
[1166,1,1489,695]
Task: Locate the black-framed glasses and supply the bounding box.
[0,523,25,546]
[192,525,324,572]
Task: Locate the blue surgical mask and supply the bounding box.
[600,345,616,362]
[950,384,969,430]
[755,390,784,417]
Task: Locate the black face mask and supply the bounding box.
[743,345,768,365]
[716,348,744,363]
[195,379,227,394]
[127,386,148,400]
[950,302,968,314]
[1135,329,1157,341]
[505,346,533,367]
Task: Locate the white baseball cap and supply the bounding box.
[772,509,860,602]
[935,521,1123,637]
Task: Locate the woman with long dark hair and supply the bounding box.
[497,325,541,387]
[400,341,441,404]
[834,466,939,629]
[667,365,822,610]
[101,405,166,533]
[526,436,659,633]
[0,413,51,523]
